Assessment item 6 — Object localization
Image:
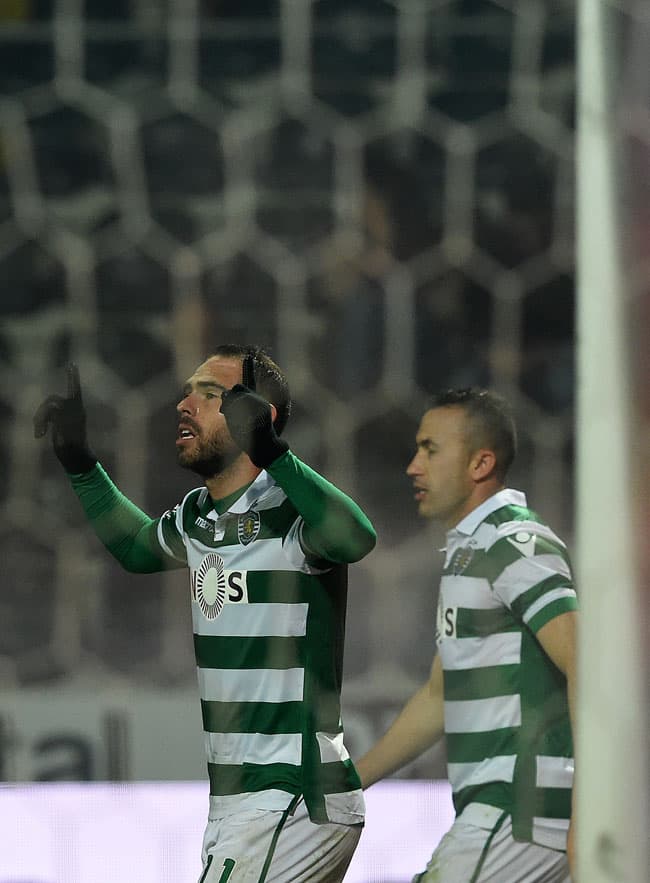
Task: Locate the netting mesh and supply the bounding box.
[0,0,577,764]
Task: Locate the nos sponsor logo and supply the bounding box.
[191,552,248,620]
[436,603,458,641]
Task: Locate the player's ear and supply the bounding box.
[471,448,497,481]
[270,403,279,426]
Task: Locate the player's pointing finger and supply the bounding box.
[67,362,82,401]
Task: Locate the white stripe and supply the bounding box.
[444,694,521,733]
[448,756,516,791]
[187,536,305,572]
[438,576,499,609]
[204,731,301,766]
[316,732,350,763]
[523,588,577,625]
[442,632,522,671]
[193,603,308,637]
[493,554,572,606]
[536,755,574,789]
[198,667,304,703]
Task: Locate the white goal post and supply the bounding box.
[576,1,649,881]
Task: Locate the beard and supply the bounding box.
[177,430,241,478]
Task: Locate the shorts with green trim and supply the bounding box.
[413,803,571,883]
[198,796,362,883]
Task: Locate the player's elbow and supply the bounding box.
[342,522,377,563]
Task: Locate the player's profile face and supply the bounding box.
[175,356,243,476]
[406,406,475,527]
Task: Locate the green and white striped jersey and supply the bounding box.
[437,489,577,850]
[156,470,364,826]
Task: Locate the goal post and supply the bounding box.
[575,1,649,881]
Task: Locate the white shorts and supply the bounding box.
[198,796,363,883]
[413,804,571,883]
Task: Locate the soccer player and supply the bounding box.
[34,345,376,883]
[355,389,577,882]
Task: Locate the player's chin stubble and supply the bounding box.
[177,436,240,478]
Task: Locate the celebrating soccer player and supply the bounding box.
[34,345,376,883]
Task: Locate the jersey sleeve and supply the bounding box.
[489,526,578,634]
[266,450,376,564]
[157,503,191,564]
[69,463,187,573]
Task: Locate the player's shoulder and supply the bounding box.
[160,486,207,535]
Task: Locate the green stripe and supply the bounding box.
[452,781,512,816]
[512,744,535,840]
[467,538,521,581]
[194,634,304,670]
[201,699,303,734]
[456,607,517,638]
[319,758,362,795]
[528,595,578,633]
[181,488,208,532]
[533,785,573,818]
[208,761,301,797]
[510,574,573,621]
[258,795,301,883]
[484,505,533,529]
[444,663,519,701]
[511,769,573,840]
[446,727,520,764]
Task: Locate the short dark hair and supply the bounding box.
[431,388,517,481]
[210,344,292,435]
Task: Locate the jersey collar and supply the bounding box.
[450,487,527,538]
[200,470,278,521]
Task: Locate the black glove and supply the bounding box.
[33,362,97,474]
[220,384,288,469]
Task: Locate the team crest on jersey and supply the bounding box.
[193,552,227,620]
[450,546,474,575]
[238,510,260,546]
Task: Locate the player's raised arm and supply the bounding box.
[34,364,177,573]
[220,381,376,564]
[33,362,97,475]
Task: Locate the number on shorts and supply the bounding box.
[218,858,236,882]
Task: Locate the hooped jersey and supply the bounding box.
[437,489,577,850]
[156,470,364,826]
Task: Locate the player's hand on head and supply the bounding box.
[33,362,97,474]
[220,383,288,469]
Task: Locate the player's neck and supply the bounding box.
[443,480,505,530]
[204,456,261,502]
